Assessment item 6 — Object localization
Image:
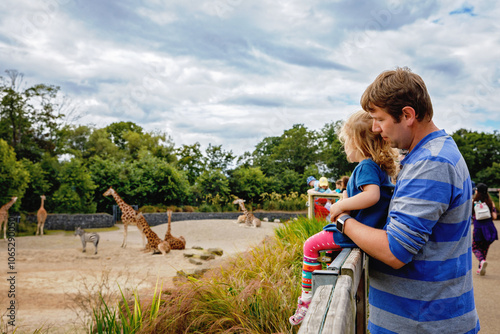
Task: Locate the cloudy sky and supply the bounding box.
[1,0,499,156]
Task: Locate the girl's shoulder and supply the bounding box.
[356,158,381,170]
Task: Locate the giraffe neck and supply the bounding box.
[1,199,16,211]
[110,191,133,212]
[167,211,172,235]
[40,198,45,210]
[239,202,248,215]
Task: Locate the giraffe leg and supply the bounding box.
[141,232,146,248]
[41,222,45,236]
[122,223,128,248]
[158,242,170,256]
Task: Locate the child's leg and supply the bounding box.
[290,230,341,325]
[302,230,341,298]
[473,240,488,263]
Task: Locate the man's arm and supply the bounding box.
[342,217,405,269]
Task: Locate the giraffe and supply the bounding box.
[135,212,170,255]
[36,195,48,236]
[103,187,146,248]
[232,198,261,228]
[0,197,17,241]
[233,198,247,224]
[164,210,186,250]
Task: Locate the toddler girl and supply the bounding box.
[290,110,398,325]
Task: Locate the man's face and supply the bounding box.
[369,105,410,150]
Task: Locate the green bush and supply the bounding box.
[182,205,196,212]
[139,205,158,213]
[198,203,213,212]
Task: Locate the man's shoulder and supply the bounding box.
[412,133,462,165]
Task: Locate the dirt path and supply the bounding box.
[0,219,281,334]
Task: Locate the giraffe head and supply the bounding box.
[103,187,115,197]
[12,197,17,202]
[232,198,245,205]
[41,195,46,200]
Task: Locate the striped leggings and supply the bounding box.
[301,230,341,294]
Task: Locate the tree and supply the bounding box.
[251,124,319,177]
[90,155,191,213]
[205,144,235,174]
[0,70,65,162]
[84,128,122,160]
[122,129,176,162]
[52,158,97,213]
[19,160,52,212]
[176,143,204,184]
[272,124,318,174]
[105,121,144,149]
[127,154,190,206]
[277,168,303,194]
[59,124,92,159]
[0,139,29,208]
[452,129,500,181]
[476,162,500,188]
[230,166,269,204]
[194,169,231,204]
[251,136,282,176]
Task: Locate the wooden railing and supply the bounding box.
[301,192,367,334]
[298,248,367,334]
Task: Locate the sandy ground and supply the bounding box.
[1,219,498,334]
[0,218,281,334]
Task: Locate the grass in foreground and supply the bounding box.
[89,216,325,334]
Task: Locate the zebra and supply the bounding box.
[75,227,100,254]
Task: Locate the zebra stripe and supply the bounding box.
[75,227,100,254]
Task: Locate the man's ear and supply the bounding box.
[401,106,416,125]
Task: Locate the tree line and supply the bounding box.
[1,70,499,214]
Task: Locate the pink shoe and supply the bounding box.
[479,260,488,276]
[289,297,311,326]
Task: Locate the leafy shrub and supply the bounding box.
[139,205,158,213]
[182,205,196,212]
[198,203,214,212]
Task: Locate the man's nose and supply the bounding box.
[372,120,381,133]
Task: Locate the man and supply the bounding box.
[334,67,479,333]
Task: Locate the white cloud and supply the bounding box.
[0,0,499,156]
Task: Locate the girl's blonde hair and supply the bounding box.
[338,110,399,178]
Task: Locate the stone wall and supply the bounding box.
[24,211,306,230]
[143,211,307,226]
[26,213,114,231]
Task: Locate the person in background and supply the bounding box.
[472,183,498,275]
[334,179,343,193]
[306,176,318,189]
[340,175,349,192]
[307,177,333,220]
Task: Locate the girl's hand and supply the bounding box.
[329,191,350,222]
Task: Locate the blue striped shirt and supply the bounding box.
[368,130,480,334]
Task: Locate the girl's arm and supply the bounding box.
[329,184,380,220]
[492,202,497,220]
